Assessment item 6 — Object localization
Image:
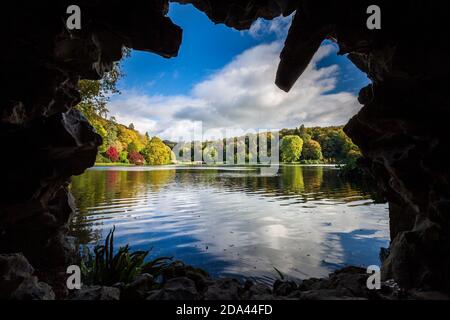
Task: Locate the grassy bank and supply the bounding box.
[94,162,135,167]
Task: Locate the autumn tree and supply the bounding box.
[141,137,173,165]
[128,151,145,165]
[301,139,323,160]
[105,146,120,162]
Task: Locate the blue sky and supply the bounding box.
[110,3,370,140]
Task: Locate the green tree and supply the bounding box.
[76,48,130,124]
[280,135,304,162]
[141,137,172,165]
[301,139,323,160]
[103,119,119,150]
[127,141,139,153]
[203,145,218,164]
[92,123,108,152]
[76,48,131,162]
[298,124,312,142]
[317,129,348,160]
[119,151,129,163]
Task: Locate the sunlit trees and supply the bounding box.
[313,128,357,161]
[301,139,323,160]
[103,119,119,150]
[280,135,303,163]
[116,125,146,152]
[141,137,172,165]
[76,48,129,124]
[92,123,108,153]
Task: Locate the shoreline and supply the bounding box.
[93,162,343,168]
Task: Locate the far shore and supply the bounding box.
[93,162,343,168]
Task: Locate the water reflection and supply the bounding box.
[70,165,389,285]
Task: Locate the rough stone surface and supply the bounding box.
[204,278,242,300]
[69,266,450,300]
[241,281,272,300]
[0,253,55,300]
[273,279,297,296]
[121,273,154,300]
[10,276,56,300]
[71,286,120,300]
[147,277,200,300]
[1,0,449,296]
[0,0,180,298]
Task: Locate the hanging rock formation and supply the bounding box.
[0,0,449,298]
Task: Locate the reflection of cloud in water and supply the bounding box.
[321,229,389,271]
[70,166,389,285]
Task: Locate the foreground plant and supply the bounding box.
[81,227,173,286]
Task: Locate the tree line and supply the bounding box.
[75,50,361,166]
[87,120,361,166]
[168,124,360,165]
[278,125,361,164]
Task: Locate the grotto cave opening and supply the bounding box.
[68,2,384,290]
[1,0,450,300]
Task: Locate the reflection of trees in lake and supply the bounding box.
[70,169,176,243]
[216,166,379,203]
[146,170,176,192]
[70,166,383,244]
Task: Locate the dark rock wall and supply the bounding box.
[0,0,449,296]
[0,1,181,297]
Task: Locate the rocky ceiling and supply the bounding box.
[0,0,449,298]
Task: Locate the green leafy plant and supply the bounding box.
[81,227,173,286]
[273,267,285,280]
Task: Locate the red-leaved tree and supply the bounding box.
[128,151,145,165]
[106,146,120,162]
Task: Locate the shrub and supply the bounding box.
[299,159,322,164]
[128,151,145,165]
[119,150,128,163]
[105,146,119,162]
[81,227,173,286]
[95,153,111,163]
[280,135,303,163]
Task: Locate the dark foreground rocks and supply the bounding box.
[70,265,450,301]
[2,253,449,300]
[0,253,55,300]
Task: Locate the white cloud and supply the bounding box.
[247,15,293,39]
[109,41,362,141]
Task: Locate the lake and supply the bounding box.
[70,165,389,285]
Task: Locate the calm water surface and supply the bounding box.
[70,165,389,285]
